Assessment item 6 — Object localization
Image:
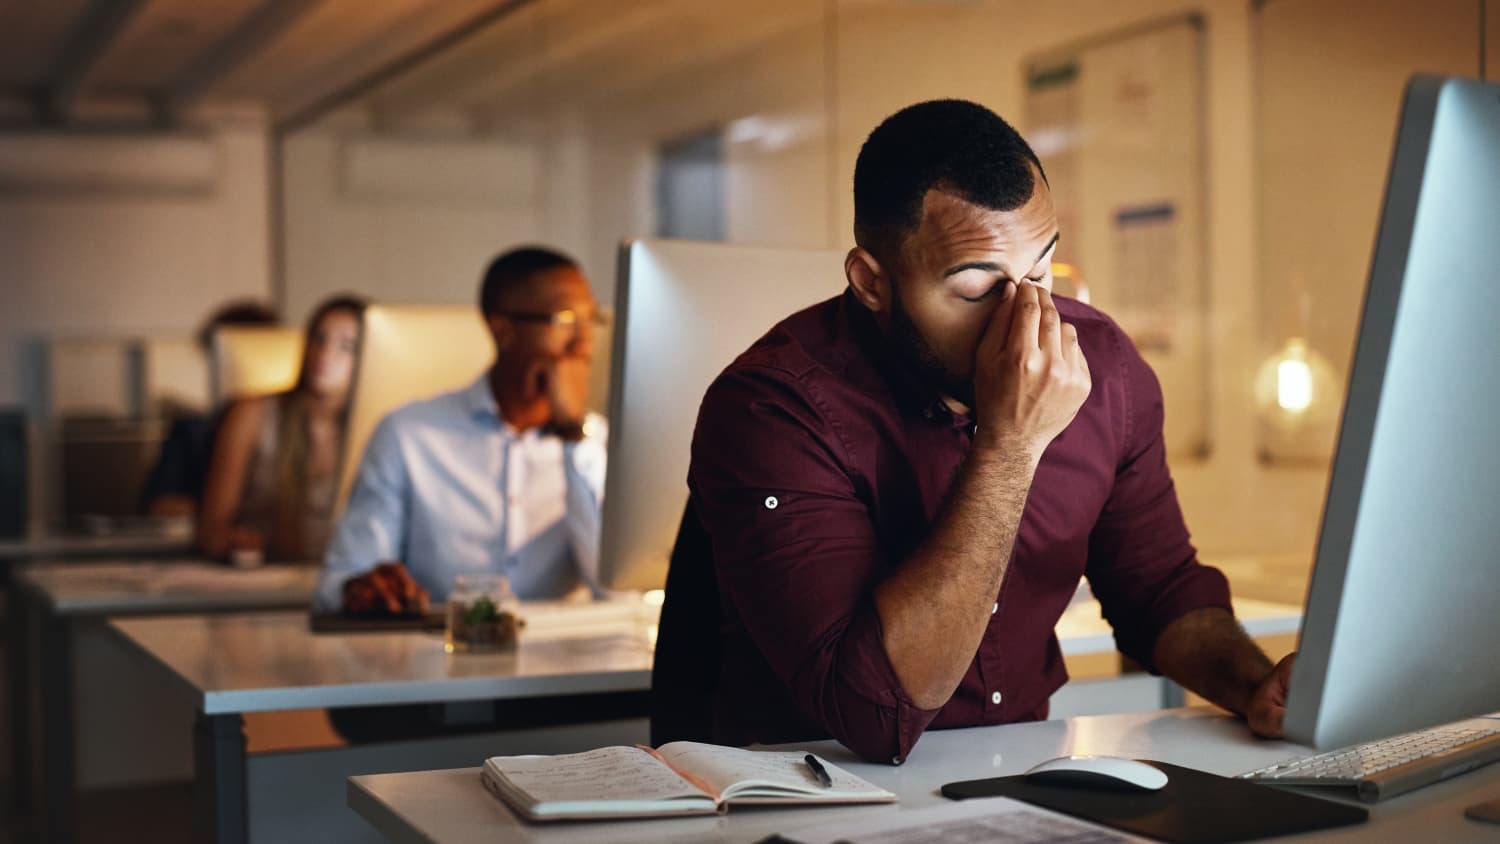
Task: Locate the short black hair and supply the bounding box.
[853,99,1046,262]
[479,246,578,315]
[196,300,279,351]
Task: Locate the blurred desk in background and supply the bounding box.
[106,601,660,844]
[6,560,318,844]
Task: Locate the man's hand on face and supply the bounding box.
[342,561,430,616]
[970,280,1092,460]
[1245,653,1295,739]
[533,354,591,441]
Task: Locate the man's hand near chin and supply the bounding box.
[539,354,591,442]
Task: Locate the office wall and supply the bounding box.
[1258,0,1479,402]
[1490,0,1499,82]
[0,114,273,414]
[561,18,835,305]
[280,130,554,321]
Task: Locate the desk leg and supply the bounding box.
[40,612,75,844]
[193,712,247,844]
[4,565,31,814]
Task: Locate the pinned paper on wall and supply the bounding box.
[1111,202,1178,354]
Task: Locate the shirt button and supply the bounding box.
[991,691,1003,705]
[991,602,998,615]
[764,495,779,510]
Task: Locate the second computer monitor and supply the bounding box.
[596,239,847,591]
[1285,75,1500,750]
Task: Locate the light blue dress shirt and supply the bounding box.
[314,375,607,612]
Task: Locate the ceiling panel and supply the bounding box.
[273,0,536,126]
[465,0,821,119]
[87,0,265,91]
[212,0,440,98]
[358,0,820,127]
[0,0,92,87]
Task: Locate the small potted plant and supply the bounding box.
[445,575,524,653]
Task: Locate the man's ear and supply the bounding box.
[845,247,892,314]
[485,314,513,353]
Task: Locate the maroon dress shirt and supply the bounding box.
[686,290,1231,764]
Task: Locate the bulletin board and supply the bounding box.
[1024,16,1210,459]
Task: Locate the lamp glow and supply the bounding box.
[1276,356,1315,413]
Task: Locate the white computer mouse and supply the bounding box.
[1022,755,1169,792]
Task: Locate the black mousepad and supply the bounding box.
[942,761,1367,843]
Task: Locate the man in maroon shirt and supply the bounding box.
[653,99,1294,765]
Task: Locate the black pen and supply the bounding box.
[803,753,833,788]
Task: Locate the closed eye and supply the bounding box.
[961,276,1044,304]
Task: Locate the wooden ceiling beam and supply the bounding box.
[158,0,325,120]
[37,0,151,125]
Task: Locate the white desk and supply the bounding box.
[106,601,662,844]
[7,561,319,844]
[348,708,1500,843]
[97,593,1300,844]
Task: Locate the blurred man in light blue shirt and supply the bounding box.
[315,247,608,613]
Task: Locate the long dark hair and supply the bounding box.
[271,294,367,557]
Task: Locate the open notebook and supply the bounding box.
[480,741,896,821]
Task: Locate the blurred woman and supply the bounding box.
[198,295,367,562]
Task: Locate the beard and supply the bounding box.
[889,286,975,407]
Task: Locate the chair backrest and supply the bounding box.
[336,305,493,511]
[650,500,722,745]
[210,326,303,405]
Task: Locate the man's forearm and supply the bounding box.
[1152,607,1274,717]
[874,443,1038,709]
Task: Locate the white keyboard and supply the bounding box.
[1241,718,1500,802]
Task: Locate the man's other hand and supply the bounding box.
[1246,653,1296,738]
[342,562,430,615]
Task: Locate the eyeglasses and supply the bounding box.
[494,308,611,338]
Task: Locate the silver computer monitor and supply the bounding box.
[1284,75,1500,750]
[596,239,847,591]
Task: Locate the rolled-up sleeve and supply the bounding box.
[690,365,940,763]
[1085,331,1232,669]
[315,416,410,612]
[563,414,608,598]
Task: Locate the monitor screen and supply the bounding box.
[1285,75,1500,750]
[596,239,846,591]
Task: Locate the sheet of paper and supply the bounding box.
[780,796,1150,844]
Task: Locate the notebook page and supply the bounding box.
[485,747,709,804]
[656,743,892,800]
